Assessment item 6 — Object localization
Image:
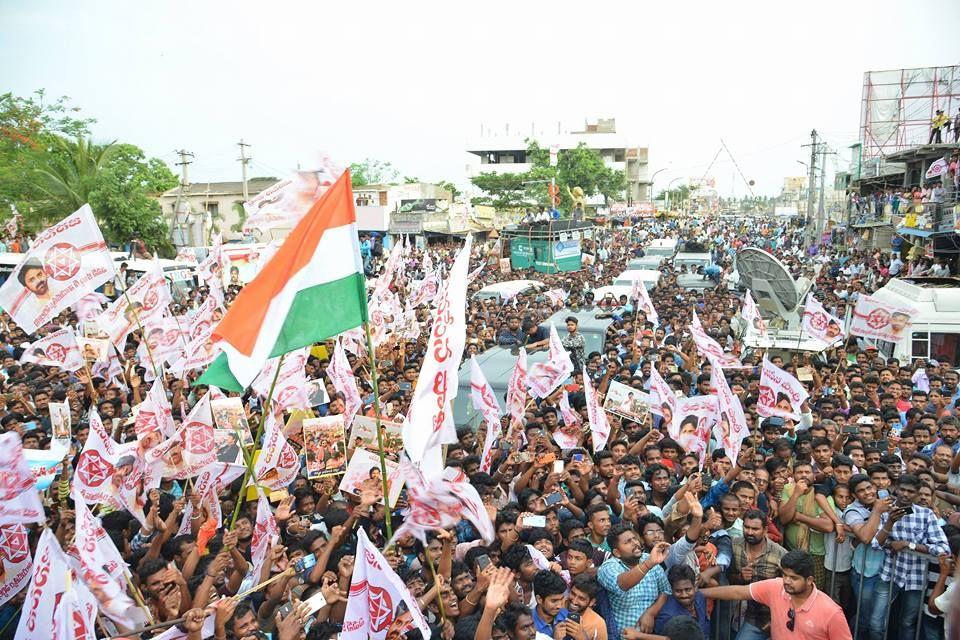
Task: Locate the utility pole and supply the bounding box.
[802,130,819,246]
[817,145,837,241]
[172,149,194,245]
[237,139,251,202]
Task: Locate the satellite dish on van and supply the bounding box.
[735,248,813,324]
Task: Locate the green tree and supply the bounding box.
[0,90,93,221]
[437,180,461,201]
[469,139,625,213]
[230,201,247,233]
[87,144,178,256]
[349,158,399,186]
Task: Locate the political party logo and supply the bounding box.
[43,243,81,281]
[0,527,29,563]
[758,385,775,408]
[142,287,160,312]
[276,386,299,408]
[367,584,395,632]
[185,423,215,455]
[46,342,67,363]
[279,444,298,470]
[77,450,114,488]
[867,308,890,330]
[808,311,828,331]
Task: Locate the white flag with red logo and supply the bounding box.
[177,461,245,531]
[632,279,659,325]
[167,323,221,377]
[97,260,171,348]
[252,348,310,412]
[178,393,217,475]
[554,390,582,450]
[407,271,440,309]
[674,396,718,467]
[138,316,187,366]
[343,527,431,640]
[527,325,574,399]
[0,433,45,527]
[243,161,343,233]
[188,296,219,340]
[470,357,502,473]
[583,373,610,452]
[648,366,681,438]
[196,234,226,283]
[405,235,472,471]
[328,338,362,428]
[19,328,84,371]
[248,493,279,586]
[254,411,300,491]
[0,524,32,607]
[690,311,745,368]
[801,293,845,345]
[0,204,115,334]
[391,459,494,545]
[850,294,918,344]
[17,529,98,640]
[742,290,767,340]
[71,495,146,627]
[757,356,809,421]
[135,377,176,439]
[506,348,528,425]
[710,364,750,463]
[72,410,139,505]
[74,292,109,322]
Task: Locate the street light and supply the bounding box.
[649,168,668,206]
[665,177,683,211]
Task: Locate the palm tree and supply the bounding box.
[34,136,116,220]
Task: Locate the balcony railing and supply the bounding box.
[848,197,959,232]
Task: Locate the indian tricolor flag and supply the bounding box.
[199,170,367,391]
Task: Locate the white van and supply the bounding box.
[870,277,960,364]
[613,269,662,290]
[645,238,678,259]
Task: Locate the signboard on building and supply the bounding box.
[553,239,581,259]
[399,199,449,214]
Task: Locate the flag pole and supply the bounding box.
[125,573,155,625]
[121,288,159,378]
[422,545,447,624]
[363,321,394,540]
[228,353,285,530]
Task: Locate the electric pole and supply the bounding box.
[237,139,251,202]
[172,149,194,245]
[817,145,837,241]
[802,130,819,246]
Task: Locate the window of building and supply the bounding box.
[204,202,219,217]
[614,149,626,162]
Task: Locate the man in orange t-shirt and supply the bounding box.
[699,549,851,640]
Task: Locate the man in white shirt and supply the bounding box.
[889,255,904,277]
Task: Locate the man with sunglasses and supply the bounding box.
[700,550,851,640]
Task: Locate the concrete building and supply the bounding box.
[159,179,454,245]
[158,178,276,246]
[465,118,650,204]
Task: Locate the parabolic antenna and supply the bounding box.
[735,248,812,320]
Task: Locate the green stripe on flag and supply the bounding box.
[197,352,244,391]
[197,271,368,391]
[269,271,369,358]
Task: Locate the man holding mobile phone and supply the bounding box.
[871,474,951,640]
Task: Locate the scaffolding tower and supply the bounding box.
[859,65,960,160]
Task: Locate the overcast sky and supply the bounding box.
[4,0,958,199]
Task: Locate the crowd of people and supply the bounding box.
[2,210,960,640]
